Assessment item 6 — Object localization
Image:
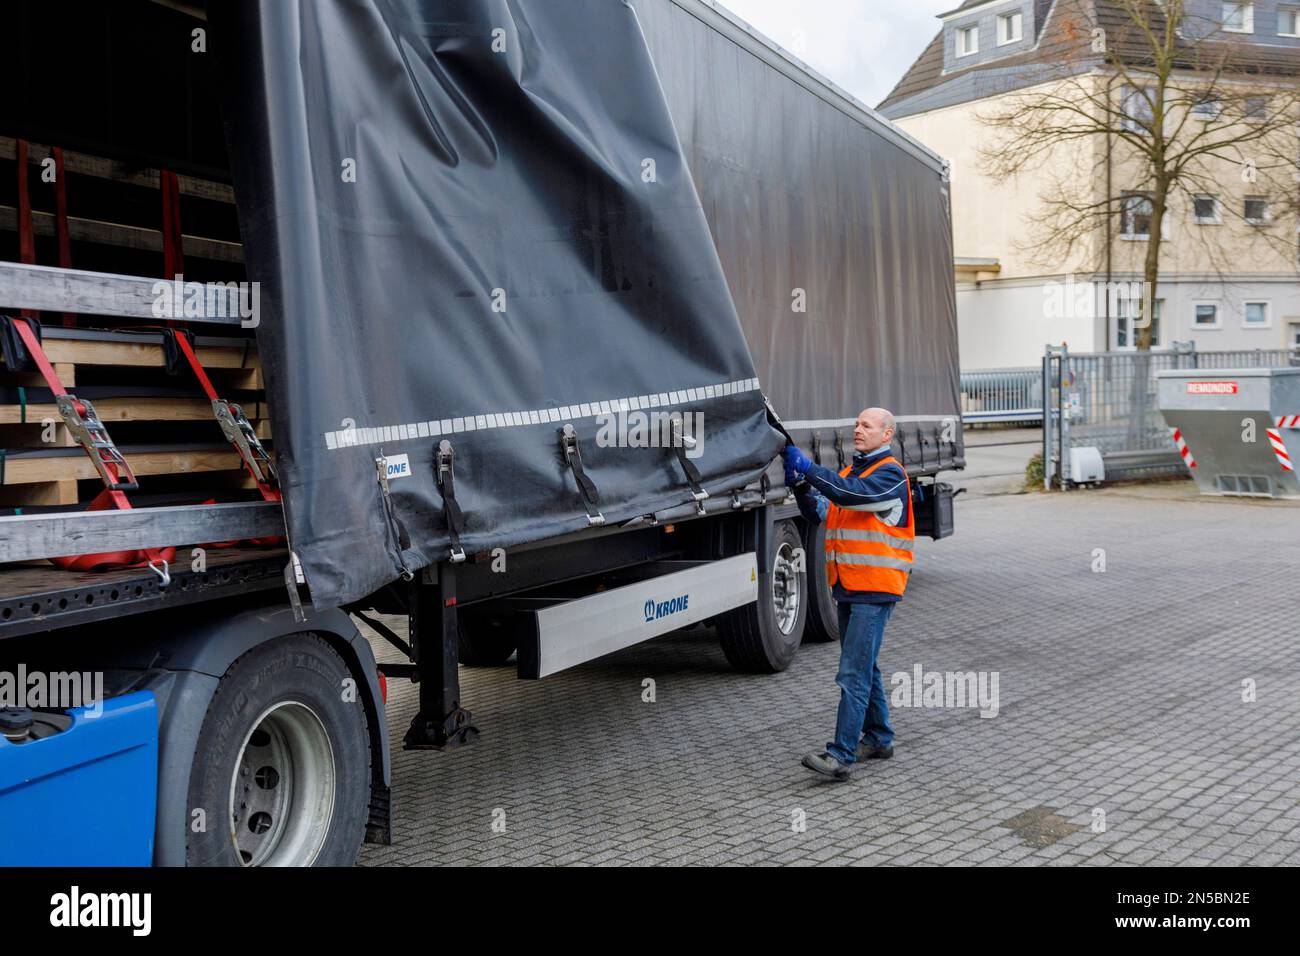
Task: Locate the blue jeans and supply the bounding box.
[826,601,895,764]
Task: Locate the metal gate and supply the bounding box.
[1038,344,1299,488]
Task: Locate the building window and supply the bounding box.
[957,25,979,56]
[1193,195,1221,224]
[1191,94,1222,120]
[1194,304,1220,328]
[1116,298,1161,349]
[1244,197,1269,224]
[1244,302,1270,327]
[1223,2,1255,33]
[1279,8,1299,36]
[1243,95,1269,121]
[1122,86,1154,133]
[1121,193,1154,238]
[998,12,1023,44]
[1290,322,1300,347]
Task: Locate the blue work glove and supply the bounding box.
[783,444,812,485]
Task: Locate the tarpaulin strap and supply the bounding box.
[834,433,846,469]
[559,424,604,527]
[160,328,280,501]
[670,416,709,516]
[52,147,74,327]
[435,439,468,562]
[15,140,36,320]
[375,453,415,580]
[17,386,26,423]
[760,471,770,504]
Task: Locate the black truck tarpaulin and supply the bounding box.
[213,0,785,608]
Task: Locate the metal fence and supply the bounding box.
[1037,344,1300,484]
[960,368,1043,423]
[965,346,1299,484]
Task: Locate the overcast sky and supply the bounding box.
[718,0,952,108]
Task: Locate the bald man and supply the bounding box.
[783,407,915,782]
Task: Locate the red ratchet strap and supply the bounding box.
[160,329,283,549]
[5,316,175,576]
[162,329,280,504]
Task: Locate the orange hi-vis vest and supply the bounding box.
[824,455,914,597]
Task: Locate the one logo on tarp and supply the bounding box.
[644,595,689,623]
[383,454,411,480]
[1186,381,1239,395]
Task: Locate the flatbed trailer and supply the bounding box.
[0,0,963,867]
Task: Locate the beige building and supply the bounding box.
[879,0,1300,369]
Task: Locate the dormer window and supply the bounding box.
[998,12,1023,45]
[957,25,979,57]
[1222,2,1254,34]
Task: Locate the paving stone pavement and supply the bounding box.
[359,483,1300,866]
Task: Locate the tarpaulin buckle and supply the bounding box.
[834,433,846,469]
[57,394,140,491]
[376,453,417,579]
[559,424,605,527]
[759,472,771,505]
[670,417,708,516]
[811,433,823,467]
[284,553,306,623]
[435,440,468,562]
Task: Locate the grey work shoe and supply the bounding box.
[801,751,852,781]
[855,740,894,761]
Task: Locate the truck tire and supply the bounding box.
[185,633,371,867]
[802,522,840,643]
[458,608,517,667]
[719,519,807,673]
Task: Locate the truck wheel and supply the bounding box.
[185,634,371,867]
[719,519,807,673]
[802,522,840,643]
[458,609,517,667]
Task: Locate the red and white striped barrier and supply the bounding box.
[1266,428,1294,473]
[1276,415,1300,430]
[1171,428,1196,470]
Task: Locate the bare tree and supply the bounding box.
[978,0,1300,351]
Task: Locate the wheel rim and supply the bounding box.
[771,541,802,635]
[228,701,336,867]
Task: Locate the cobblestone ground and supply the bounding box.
[360,482,1300,866]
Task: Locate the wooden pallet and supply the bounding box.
[0,445,256,507]
[2,328,267,506]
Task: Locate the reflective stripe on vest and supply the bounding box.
[824,456,914,597]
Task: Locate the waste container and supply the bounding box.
[1157,368,1300,499]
